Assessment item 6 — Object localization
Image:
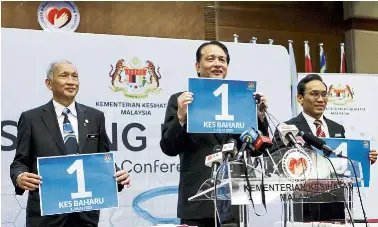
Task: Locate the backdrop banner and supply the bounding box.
[1,28,292,226]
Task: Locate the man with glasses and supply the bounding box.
[291,73,341,139]
[275,73,377,222]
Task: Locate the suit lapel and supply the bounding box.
[323,116,336,137]
[295,113,313,135]
[41,100,66,154]
[76,103,88,154]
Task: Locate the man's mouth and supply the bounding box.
[66,88,76,92]
[211,70,223,75]
[314,105,325,109]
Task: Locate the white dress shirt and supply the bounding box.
[302,111,330,138]
[53,99,79,145]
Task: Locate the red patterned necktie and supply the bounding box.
[314,119,326,138]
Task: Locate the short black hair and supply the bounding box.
[297,73,328,96]
[196,40,230,64]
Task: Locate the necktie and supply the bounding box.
[62,108,78,154]
[314,119,326,138]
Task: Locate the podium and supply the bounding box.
[188,147,364,227]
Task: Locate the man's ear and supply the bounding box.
[45,78,52,90]
[195,62,200,77]
[297,94,304,106]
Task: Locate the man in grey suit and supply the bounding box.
[274,73,377,222]
[10,60,131,227]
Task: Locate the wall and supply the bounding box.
[216,2,345,73]
[344,1,378,19]
[1,1,205,40]
[1,1,347,73]
[344,1,378,74]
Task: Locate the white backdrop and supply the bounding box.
[298,73,378,220]
[1,28,291,227]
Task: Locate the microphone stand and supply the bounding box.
[239,150,249,227]
[263,147,279,176]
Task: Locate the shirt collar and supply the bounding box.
[302,111,325,125]
[53,99,77,118]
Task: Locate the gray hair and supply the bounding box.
[46,60,75,79]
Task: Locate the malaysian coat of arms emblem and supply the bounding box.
[108,57,162,98]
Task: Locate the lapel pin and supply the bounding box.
[84,119,89,127]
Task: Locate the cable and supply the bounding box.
[214,162,228,227]
[241,158,267,216]
[261,108,286,157]
[214,206,218,227]
[298,147,311,224]
[259,108,296,226]
[263,108,281,127]
[256,101,351,224]
[289,150,354,224]
[322,155,355,227]
[264,109,352,223]
[258,108,310,223]
[132,186,180,225]
[341,155,369,227]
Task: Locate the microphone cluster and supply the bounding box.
[204,122,344,181]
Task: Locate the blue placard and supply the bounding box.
[37,152,119,216]
[315,138,370,187]
[187,78,257,134]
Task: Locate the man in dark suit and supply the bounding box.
[274,73,377,222]
[160,41,269,227]
[10,60,131,227]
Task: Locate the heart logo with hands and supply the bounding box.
[288,158,308,177]
[46,7,72,28]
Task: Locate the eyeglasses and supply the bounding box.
[307,91,328,99]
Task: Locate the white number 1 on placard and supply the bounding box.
[67,159,92,199]
[334,142,347,157]
[333,142,349,174]
[213,84,234,121]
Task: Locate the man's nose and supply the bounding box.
[66,76,77,84]
[316,95,326,101]
[213,58,221,67]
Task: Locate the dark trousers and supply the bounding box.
[180,202,240,227]
[26,212,98,227]
[181,218,219,227]
[65,213,98,227]
[294,202,345,222]
[181,218,239,227]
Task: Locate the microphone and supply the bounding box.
[205,145,223,180]
[253,132,273,156]
[295,135,306,146]
[254,93,267,110]
[299,132,343,158]
[222,139,238,162]
[276,123,303,150]
[253,130,279,174]
[239,127,259,156]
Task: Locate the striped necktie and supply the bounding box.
[314,119,326,138]
[62,108,78,154]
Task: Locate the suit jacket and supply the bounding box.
[10,100,122,227]
[160,92,268,220]
[273,112,345,151]
[273,112,346,222]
